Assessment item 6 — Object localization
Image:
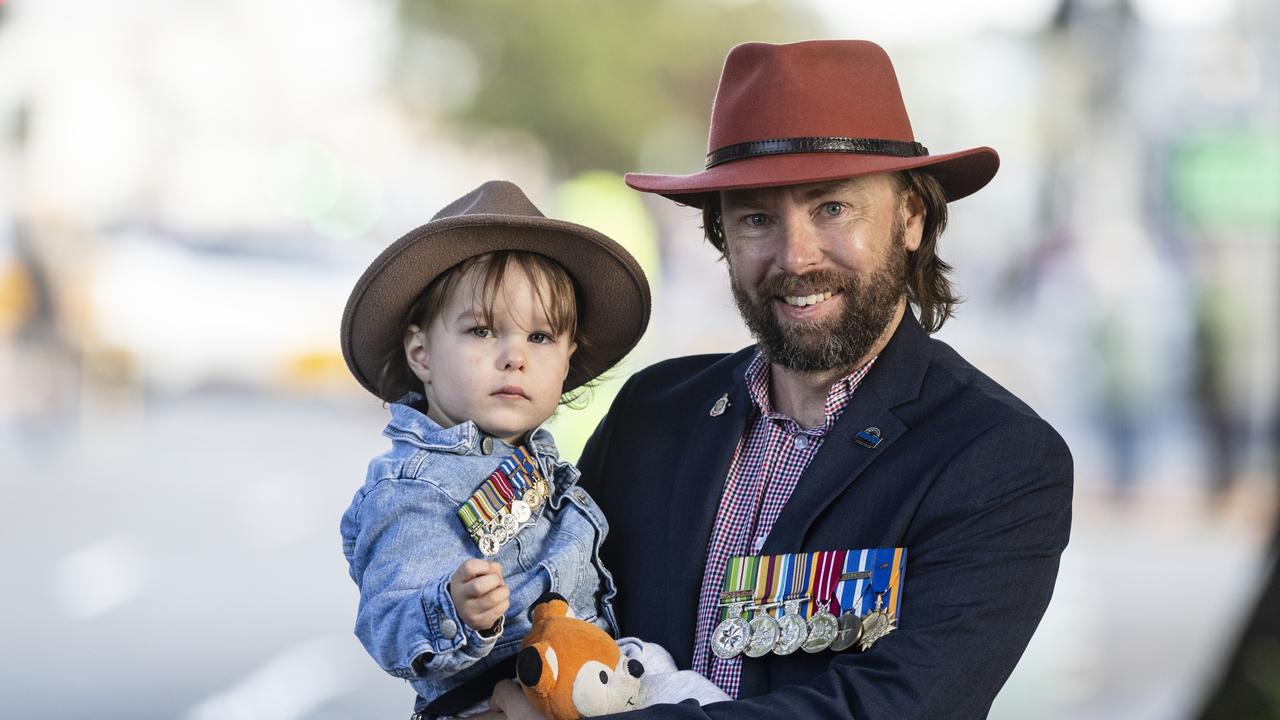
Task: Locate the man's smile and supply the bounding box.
[780,290,836,307]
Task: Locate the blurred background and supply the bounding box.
[1,0,1277,718]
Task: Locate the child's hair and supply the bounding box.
[376,250,596,404]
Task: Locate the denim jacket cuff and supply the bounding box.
[460,615,503,656]
[421,576,470,656]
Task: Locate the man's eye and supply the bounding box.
[529,332,553,344]
[745,214,768,227]
[469,327,492,338]
[822,202,843,216]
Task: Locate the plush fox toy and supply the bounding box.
[516,593,645,720]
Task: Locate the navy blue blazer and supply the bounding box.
[577,311,1073,719]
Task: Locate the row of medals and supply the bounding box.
[471,476,553,556]
[711,593,895,659]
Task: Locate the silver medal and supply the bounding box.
[710,604,751,659]
[773,602,808,656]
[510,500,531,524]
[802,608,839,653]
[744,613,780,658]
[829,612,863,652]
[478,532,500,556]
[498,511,519,539]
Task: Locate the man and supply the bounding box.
[495,39,1072,719]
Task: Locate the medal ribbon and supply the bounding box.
[811,549,845,616]
[719,555,759,621]
[456,447,542,538]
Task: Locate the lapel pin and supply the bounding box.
[854,427,882,449]
[710,393,730,417]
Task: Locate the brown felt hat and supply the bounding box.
[625,40,999,206]
[341,180,651,402]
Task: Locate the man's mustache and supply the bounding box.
[757,269,859,298]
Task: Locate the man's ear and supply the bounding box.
[403,324,431,384]
[899,188,926,253]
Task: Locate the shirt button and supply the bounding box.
[440,618,458,640]
[574,489,588,503]
[793,435,809,450]
[481,437,494,455]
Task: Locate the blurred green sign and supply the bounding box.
[1171,128,1280,231]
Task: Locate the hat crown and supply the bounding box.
[431,180,547,222]
[707,40,915,152]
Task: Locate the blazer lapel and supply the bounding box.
[662,350,755,663]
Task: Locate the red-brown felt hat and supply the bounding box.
[341,180,651,402]
[625,40,999,207]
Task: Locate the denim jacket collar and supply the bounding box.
[383,392,560,459]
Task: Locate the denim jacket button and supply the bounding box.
[481,437,494,455]
[574,489,588,503]
[440,618,458,640]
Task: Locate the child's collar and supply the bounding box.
[384,392,559,459]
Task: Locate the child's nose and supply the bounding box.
[500,344,526,371]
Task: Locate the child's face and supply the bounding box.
[405,265,577,444]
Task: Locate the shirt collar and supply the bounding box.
[743,351,878,427]
[384,391,559,458]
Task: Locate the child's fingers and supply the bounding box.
[455,558,503,582]
[460,570,505,598]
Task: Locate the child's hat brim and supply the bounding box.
[341,181,651,401]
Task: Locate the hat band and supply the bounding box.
[705,136,929,169]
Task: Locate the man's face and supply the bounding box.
[719,174,922,373]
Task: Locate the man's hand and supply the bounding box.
[490,679,548,720]
[449,559,509,632]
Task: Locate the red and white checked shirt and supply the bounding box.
[692,351,877,697]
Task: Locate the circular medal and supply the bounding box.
[802,609,839,653]
[510,500,531,524]
[478,533,500,556]
[744,614,780,658]
[523,488,543,510]
[711,616,751,659]
[829,612,863,652]
[773,612,808,656]
[536,478,552,498]
[499,511,519,538]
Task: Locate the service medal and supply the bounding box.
[711,604,751,659]
[523,488,543,510]
[478,532,500,557]
[744,613,780,658]
[510,500,531,524]
[802,607,839,653]
[773,602,808,656]
[498,510,519,538]
[858,608,895,651]
[535,478,552,499]
[829,612,863,652]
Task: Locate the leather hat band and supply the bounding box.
[705,136,929,169]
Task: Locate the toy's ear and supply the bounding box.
[517,643,558,691]
[528,591,571,623]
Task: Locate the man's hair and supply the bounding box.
[375,250,590,403]
[700,169,959,333]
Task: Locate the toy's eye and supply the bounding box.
[599,670,609,684]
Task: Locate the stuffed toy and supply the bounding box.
[517,593,645,719]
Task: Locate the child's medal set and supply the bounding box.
[456,447,550,556]
[710,547,906,659]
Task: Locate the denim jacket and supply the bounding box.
[340,394,620,705]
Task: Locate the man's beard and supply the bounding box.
[729,219,909,374]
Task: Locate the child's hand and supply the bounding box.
[449,559,509,633]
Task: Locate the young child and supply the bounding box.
[339,181,728,718]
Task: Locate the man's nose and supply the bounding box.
[776,214,823,273]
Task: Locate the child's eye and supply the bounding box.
[528,332,554,344]
[469,327,492,339]
[744,213,769,227]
